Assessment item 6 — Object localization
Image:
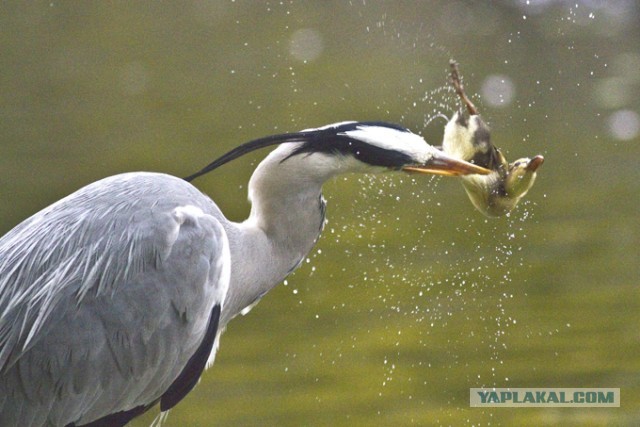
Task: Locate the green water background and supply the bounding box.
[1,1,638,425]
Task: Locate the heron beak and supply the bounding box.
[403,150,492,176]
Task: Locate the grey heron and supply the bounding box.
[0,121,490,426]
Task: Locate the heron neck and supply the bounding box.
[220,178,326,327]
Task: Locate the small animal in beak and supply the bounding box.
[442,61,544,217]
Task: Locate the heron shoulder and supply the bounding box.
[0,171,231,424]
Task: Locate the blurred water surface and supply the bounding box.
[1,1,638,425]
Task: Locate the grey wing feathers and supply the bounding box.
[0,172,230,426]
[0,175,173,370]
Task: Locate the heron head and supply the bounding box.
[278,121,492,178]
